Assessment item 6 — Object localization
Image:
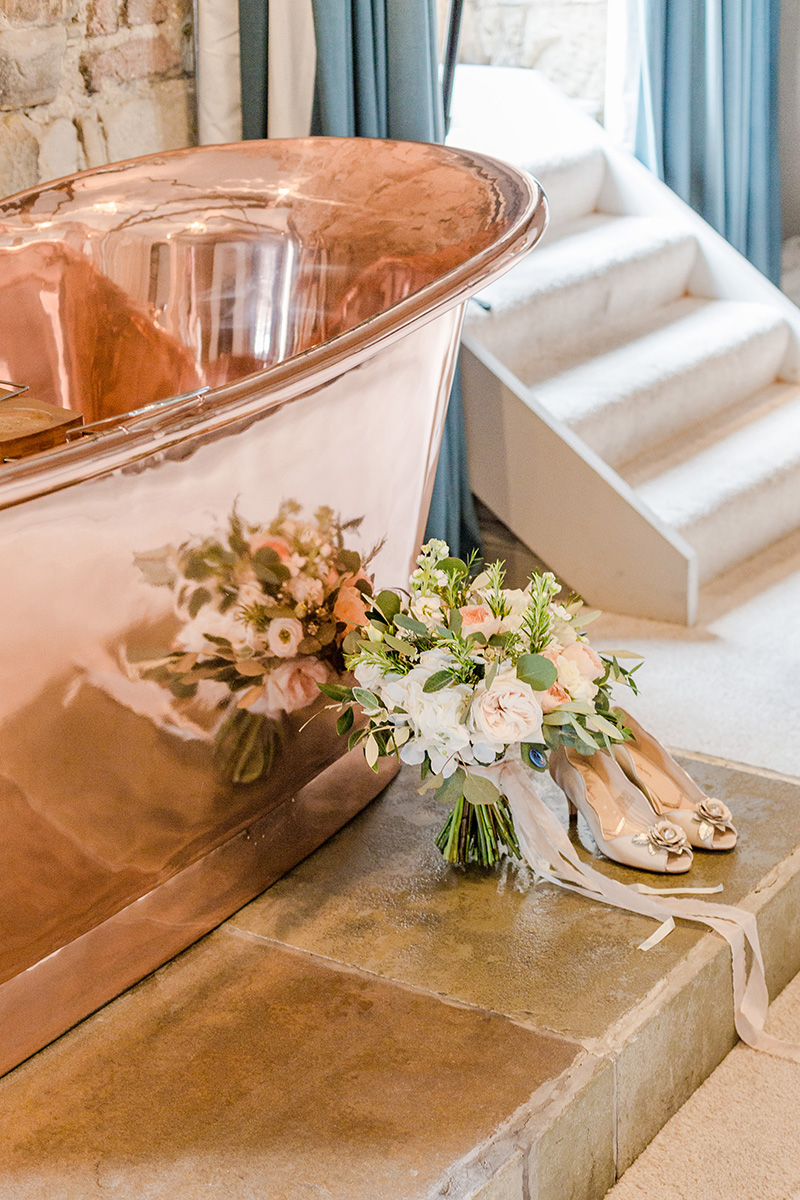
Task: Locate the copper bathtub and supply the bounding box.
[0,138,546,1074]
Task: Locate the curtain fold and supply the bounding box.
[635,0,782,284]
[309,0,478,558]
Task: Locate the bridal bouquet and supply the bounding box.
[321,539,640,865]
[135,500,378,783]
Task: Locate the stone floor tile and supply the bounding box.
[230,760,800,1044]
[0,931,580,1200]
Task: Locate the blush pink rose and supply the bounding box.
[265,658,328,714]
[459,604,501,638]
[333,584,369,629]
[560,641,604,681]
[538,681,570,713]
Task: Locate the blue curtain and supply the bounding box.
[635,0,782,284]
[310,0,481,557]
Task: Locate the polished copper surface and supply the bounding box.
[0,138,546,1075]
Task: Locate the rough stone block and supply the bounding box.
[0,26,66,110]
[81,33,179,93]
[87,0,120,36]
[37,116,81,183]
[0,0,77,24]
[126,0,169,25]
[98,80,191,162]
[74,112,107,167]
[0,113,38,197]
[468,1151,525,1199]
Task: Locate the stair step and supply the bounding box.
[466,215,699,378]
[448,65,606,232]
[532,300,790,468]
[638,382,800,582]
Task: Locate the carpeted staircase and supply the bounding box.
[449,66,800,623]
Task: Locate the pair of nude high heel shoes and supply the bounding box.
[549,710,737,874]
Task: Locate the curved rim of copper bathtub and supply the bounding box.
[0,137,548,509]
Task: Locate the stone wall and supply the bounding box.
[440,0,608,119]
[0,0,195,197]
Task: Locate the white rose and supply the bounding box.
[469,668,543,745]
[266,617,305,658]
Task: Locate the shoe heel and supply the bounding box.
[566,798,578,823]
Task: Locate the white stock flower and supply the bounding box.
[469,668,544,747]
[288,573,324,607]
[550,603,579,648]
[410,594,445,629]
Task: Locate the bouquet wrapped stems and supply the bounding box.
[435,792,521,866]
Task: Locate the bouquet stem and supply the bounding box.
[435,795,521,867]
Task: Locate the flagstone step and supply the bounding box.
[467,214,699,380]
[3,757,799,1200]
[637,382,800,583]
[531,299,790,468]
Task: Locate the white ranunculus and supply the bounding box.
[470,668,543,746]
[266,617,305,658]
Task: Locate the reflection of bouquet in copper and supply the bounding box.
[135,501,377,783]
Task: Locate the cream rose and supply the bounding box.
[560,641,603,681]
[470,668,544,745]
[266,617,304,658]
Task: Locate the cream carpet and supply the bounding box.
[607,968,800,1200]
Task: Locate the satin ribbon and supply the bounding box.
[471,755,800,1062]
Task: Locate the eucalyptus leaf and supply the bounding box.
[418,771,445,795]
[339,549,361,574]
[438,556,467,576]
[516,653,558,691]
[317,682,354,702]
[395,612,427,635]
[448,609,463,634]
[462,772,500,807]
[434,767,466,807]
[374,590,401,622]
[353,687,380,710]
[188,587,212,619]
[383,632,414,656]
[422,670,452,693]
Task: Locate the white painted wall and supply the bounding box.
[780,0,800,238]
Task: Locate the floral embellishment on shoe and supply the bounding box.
[633,820,691,857]
[695,798,736,843]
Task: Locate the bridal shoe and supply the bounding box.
[549,747,693,873]
[612,710,737,851]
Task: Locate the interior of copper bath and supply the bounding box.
[0,137,523,436]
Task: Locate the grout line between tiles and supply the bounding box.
[224,921,581,1049]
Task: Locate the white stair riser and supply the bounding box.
[471,234,698,378]
[568,320,790,468]
[683,462,800,582]
[530,149,606,234]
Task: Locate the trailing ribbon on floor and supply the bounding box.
[473,757,800,1064]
